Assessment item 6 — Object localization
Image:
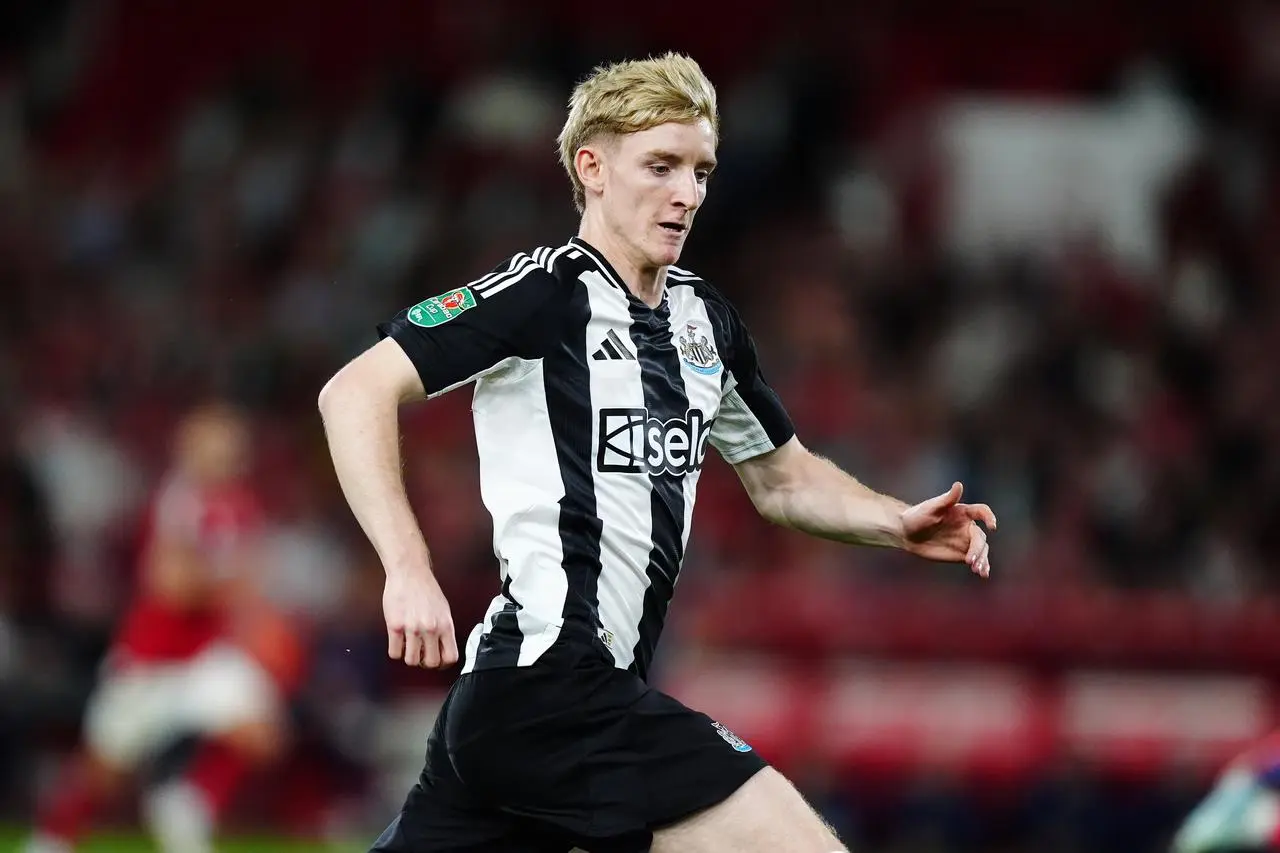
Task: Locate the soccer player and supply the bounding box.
[25,404,294,853]
[319,53,996,853]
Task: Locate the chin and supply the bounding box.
[648,242,683,268]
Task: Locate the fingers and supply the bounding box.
[389,622,457,669]
[965,526,983,567]
[967,545,989,578]
[403,630,426,667]
[442,629,460,667]
[422,623,458,669]
[964,503,995,578]
[964,502,998,530]
[965,524,991,579]
[922,481,963,514]
[384,576,458,669]
[413,626,457,669]
[421,634,441,669]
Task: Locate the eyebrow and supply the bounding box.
[647,149,718,169]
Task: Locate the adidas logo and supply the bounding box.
[592,329,636,361]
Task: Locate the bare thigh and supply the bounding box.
[650,766,847,853]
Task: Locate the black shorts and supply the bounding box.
[370,638,767,852]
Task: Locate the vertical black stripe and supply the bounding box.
[474,574,521,666]
[548,277,606,642]
[626,300,689,682]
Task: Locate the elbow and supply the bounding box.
[319,357,410,424]
[317,374,339,418]
[321,340,425,418]
[749,487,790,528]
[318,368,355,420]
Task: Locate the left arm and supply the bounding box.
[733,437,907,548]
[733,436,996,577]
[701,290,995,577]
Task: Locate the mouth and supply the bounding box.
[659,222,687,234]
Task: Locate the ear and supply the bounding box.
[575,144,606,200]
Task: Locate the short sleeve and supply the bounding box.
[377,253,564,397]
[709,304,795,463]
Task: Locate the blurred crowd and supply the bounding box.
[2,0,1279,850]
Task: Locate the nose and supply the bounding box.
[672,168,700,211]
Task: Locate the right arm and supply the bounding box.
[318,337,457,668]
[320,253,562,669]
[318,337,429,576]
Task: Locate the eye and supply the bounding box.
[650,163,671,176]
[695,169,712,183]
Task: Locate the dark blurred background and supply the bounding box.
[3,0,1280,850]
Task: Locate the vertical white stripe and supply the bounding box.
[471,360,568,668]
[669,284,725,553]
[507,508,569,666]
[582,270,653,669]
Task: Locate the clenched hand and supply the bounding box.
[383,570,459,668]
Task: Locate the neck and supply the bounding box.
[578,213,666,308]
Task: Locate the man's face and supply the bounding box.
[179,410,250,484]
[594,119,717,269]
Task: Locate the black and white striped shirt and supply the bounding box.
[378,237,794,681]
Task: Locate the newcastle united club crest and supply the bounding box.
[677,323,721,375]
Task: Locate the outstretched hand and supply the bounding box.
[900,482,996,578]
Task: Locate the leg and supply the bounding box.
[25,748,134,853]
[441,653,814,852]
[370,787,569,853]
[145,644,289,853]
[370,683,570,853]
[142,733,281,853]
[25,666,170,852]
[156,713,288,825]
[651,767,847,853]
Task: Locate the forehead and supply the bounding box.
[614,119,717,159]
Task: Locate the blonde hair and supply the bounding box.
[557,52,719,213]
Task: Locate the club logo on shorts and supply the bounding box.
[677,323,721,375]
[712,721,752,753]
[407,287,477,327]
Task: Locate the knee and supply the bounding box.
[651,767,848,853]
[80,748,132,796]
[217,717,288,764]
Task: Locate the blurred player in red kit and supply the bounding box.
[24,404,304,853]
